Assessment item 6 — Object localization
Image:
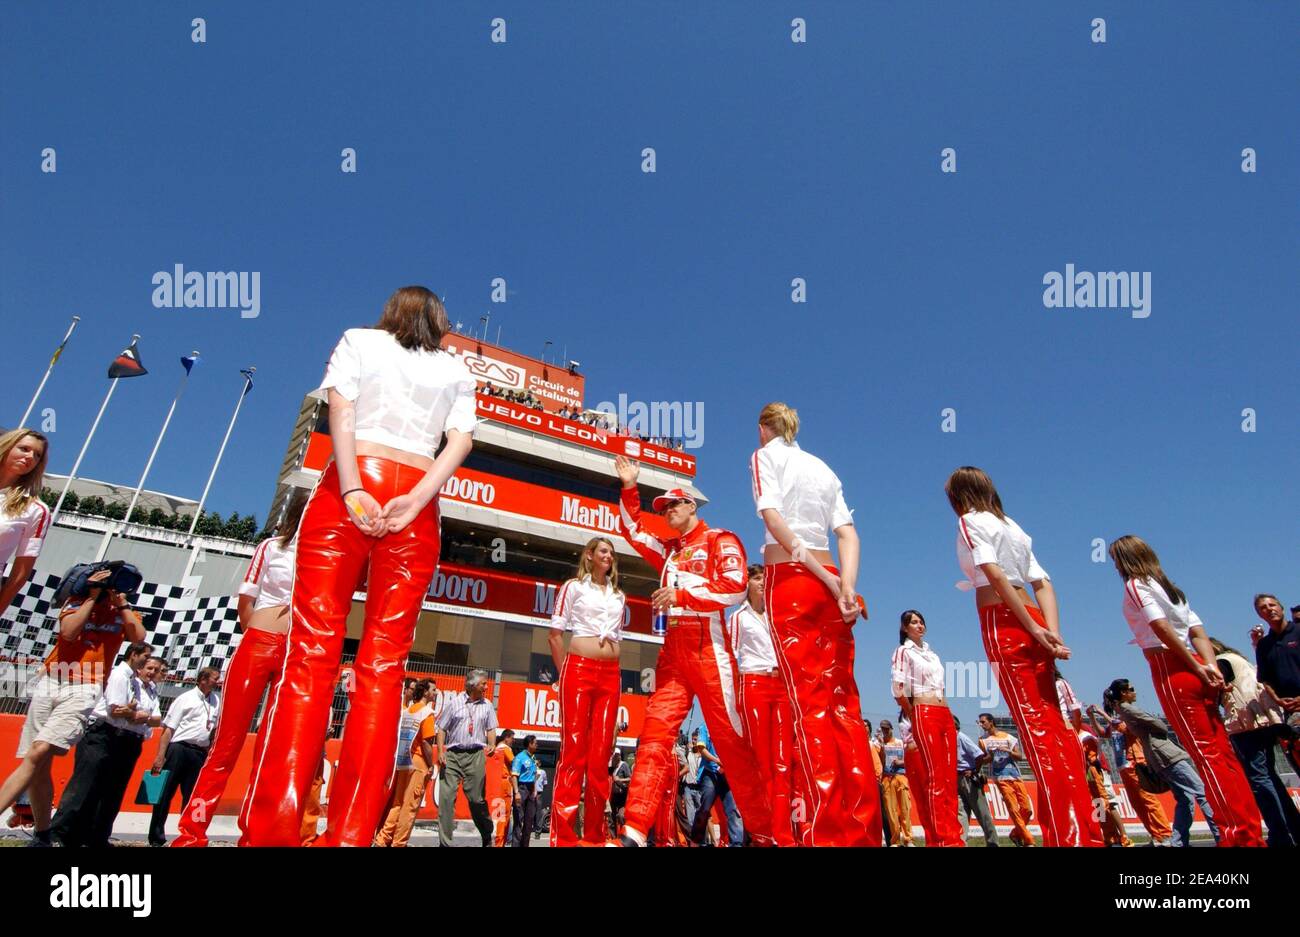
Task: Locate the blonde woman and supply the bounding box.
[751,402,879,847]
[548,536,626,846]
[0,428,50,612]
[1108,536,1264,847]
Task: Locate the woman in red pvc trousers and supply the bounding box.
[240,286,476,846]
[751,402,880,847]
[1108,535,1264,847]
[172,492,307,846]
[547,537,626,846]
[891,610,963,846]
[945,466,1102,847]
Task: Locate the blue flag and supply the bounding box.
[240,368,255,395]
[181,352,199,374]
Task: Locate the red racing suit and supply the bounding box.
[617,487,773,845]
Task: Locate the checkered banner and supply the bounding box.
[0,573,242,680]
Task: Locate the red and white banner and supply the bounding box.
[475,395,697,477]
[300,395,697,478]
[442,335,585,413]
[420,560,654,635]
[496,681,649,745]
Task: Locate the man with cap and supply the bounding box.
[611,456,773,846]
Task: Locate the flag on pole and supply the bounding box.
[240,367,255,395]
[108,338,148,378]
[181,352,200,374]
[49,335,71,368]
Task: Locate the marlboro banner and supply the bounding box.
[475,395,697,477]
[442,335,585,413]
[424,560,654,636]
[495,681,649,746]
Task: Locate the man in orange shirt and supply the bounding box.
[0,568,146,846]
[375,679,438,847]
[485,728,517,846]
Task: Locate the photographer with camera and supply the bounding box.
[0,564,146,846]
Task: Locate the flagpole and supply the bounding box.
[121,351,200,529]
[19,315,80,429]
[187,368,255,539]
[50,331,135,527]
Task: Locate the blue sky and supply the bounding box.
[3,2,1296,727]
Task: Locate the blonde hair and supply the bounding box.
[1107,535,1186,605]
[0,429,49,518]
[576,536,621,594]
[759,402,799,444]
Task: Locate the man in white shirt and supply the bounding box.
[148,666,220,846]
[49,641,153,847]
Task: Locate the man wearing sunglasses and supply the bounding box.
[612,455,773,846]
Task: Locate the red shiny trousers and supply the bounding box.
[765,562,882,847]
[240,459,441,847]
[908,704,963,846]
[980,603,1103,846]
[172,627,287,847]
[550,653,620,846]
[739,672,797,847]
[1146,648,1264,847]
[624,617,773,844]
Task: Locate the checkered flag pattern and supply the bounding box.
[0,573,242,679]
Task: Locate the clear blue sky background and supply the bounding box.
[3,2,1296,727]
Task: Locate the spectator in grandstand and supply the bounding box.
[435,669,498,847]
[954,715,1000,846]
[1106,678,1220,847]
[174,490,307,847]
[1108,537,1264,846]
[0,568,146,846]
[147,665,219,846]
[1088,702,1172,846]
[1211,637,1300,847]
[0,428,50,612]
[48,639,154,846]
[877,719,912,846]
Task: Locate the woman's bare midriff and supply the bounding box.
[246,605,290,635]
[763,544,834,567]
[912,694,947,707]
[567,635,621,661]
[353,441,434,472]
[975,583,1034,610]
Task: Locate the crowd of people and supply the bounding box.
[477,379,686,449]
[1,285,1296,849]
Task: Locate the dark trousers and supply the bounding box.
[514,781,537,846]
[148,742,208,845]
[51,723,143,847]
[690,771,743,846]
[956,771,1001,846]
[1230,726,1300,848]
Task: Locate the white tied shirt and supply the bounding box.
[550,575,626,643]
[750,437,853,552]
[239,537,296,611]
[726,602,778,674]
[955,511,1050,590]
[891,639,945,698]
[91,662,142,731]
[163,686,220,746]
[0,492,49,565]
[1121,576,1203,651]
[319,328,478,460]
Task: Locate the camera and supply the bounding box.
[55,560,144,605]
